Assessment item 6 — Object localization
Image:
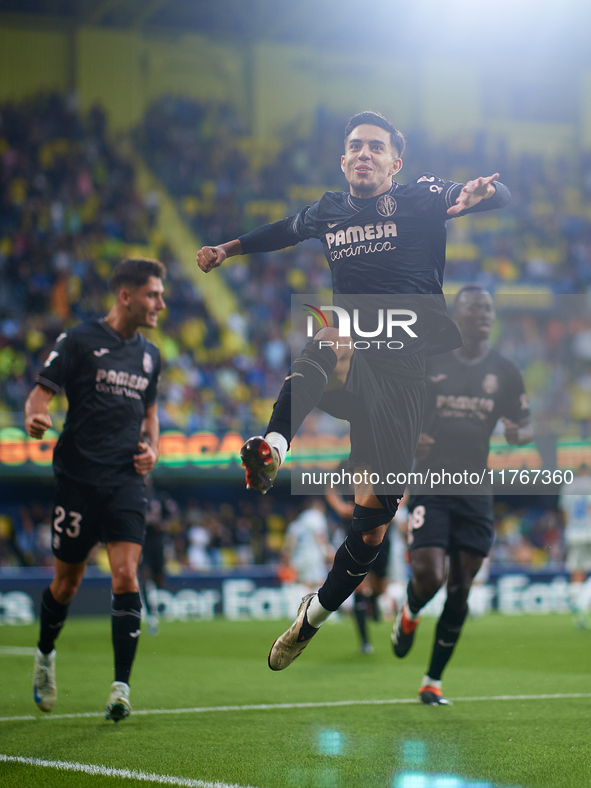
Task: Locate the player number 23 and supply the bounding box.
[53,506,82,538]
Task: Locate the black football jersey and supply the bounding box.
[36,317,161,486]
[239,175,509,357]
[240,175,510,296]
[415,346,531,478]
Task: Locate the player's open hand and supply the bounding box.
[415,433,435,460]
[196,246,226,273]
[447,173,499,216]
[25,413,52,440]
[134,441,158,475]
[501,417,520,445]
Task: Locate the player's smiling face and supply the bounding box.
[128,276,166,329]
[341,124,402,198]
[455,293,496,342]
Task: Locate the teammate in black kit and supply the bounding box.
[196,111,510,671]
[392,285,533,705]
[25,258,165,721]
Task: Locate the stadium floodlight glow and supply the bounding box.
[407,0,588,45]
[401,740,427,766]
[393,774,429,788]
[432,778,462,788]
[421,0,580,21]
[317,729,344,756]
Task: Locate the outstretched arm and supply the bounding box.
[196,214,305,273]
[196,239,243,274]
[447,173,508,216]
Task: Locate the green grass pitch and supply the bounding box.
[0,613,590,788]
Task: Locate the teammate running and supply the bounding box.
[393,285,533,705]
[196,111,511,671]
[25,258,165,721]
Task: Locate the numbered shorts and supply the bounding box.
[407,495,494,557]
[51,476,148,564]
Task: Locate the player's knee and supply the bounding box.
[341,525,382,568]
[353,504,391,541]
[413,567,445,601]
[446,580,471,608]
[354,497,394,548]
[111,565,140,594]
[361,525,388,548]
[51,577,81,605]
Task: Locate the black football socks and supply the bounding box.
[318,527,382,612]
[406,579,428,617]
[111,592,142,684]
[38,587,69,655]
[353,591,370,645]
[426,600,468,681]
[266,340,337,444]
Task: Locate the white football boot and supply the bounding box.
[104,681,132,722]
[33,648,57,712]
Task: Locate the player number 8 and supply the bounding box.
[53,506,83,538]
[409,505,425,531]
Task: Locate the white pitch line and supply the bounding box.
[0,692,590,723]
[0,754,261,788]
[0,646,36,656]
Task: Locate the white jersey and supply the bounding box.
[284,508,329,586]
[559,477,591,545]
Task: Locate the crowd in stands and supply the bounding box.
[0,485,568,572]
[1,92,590,571]
[0,93,275,435]
[0,487,336,572]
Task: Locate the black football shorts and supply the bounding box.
[407,494,494,557]
[318,351,425,503]
[51,476,148,564]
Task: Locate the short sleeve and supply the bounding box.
[144,351,161,409]
[36,331,75,393]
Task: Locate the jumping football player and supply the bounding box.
[393,285,533,705]
[25,258,165,721]
[196,111,511,671]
